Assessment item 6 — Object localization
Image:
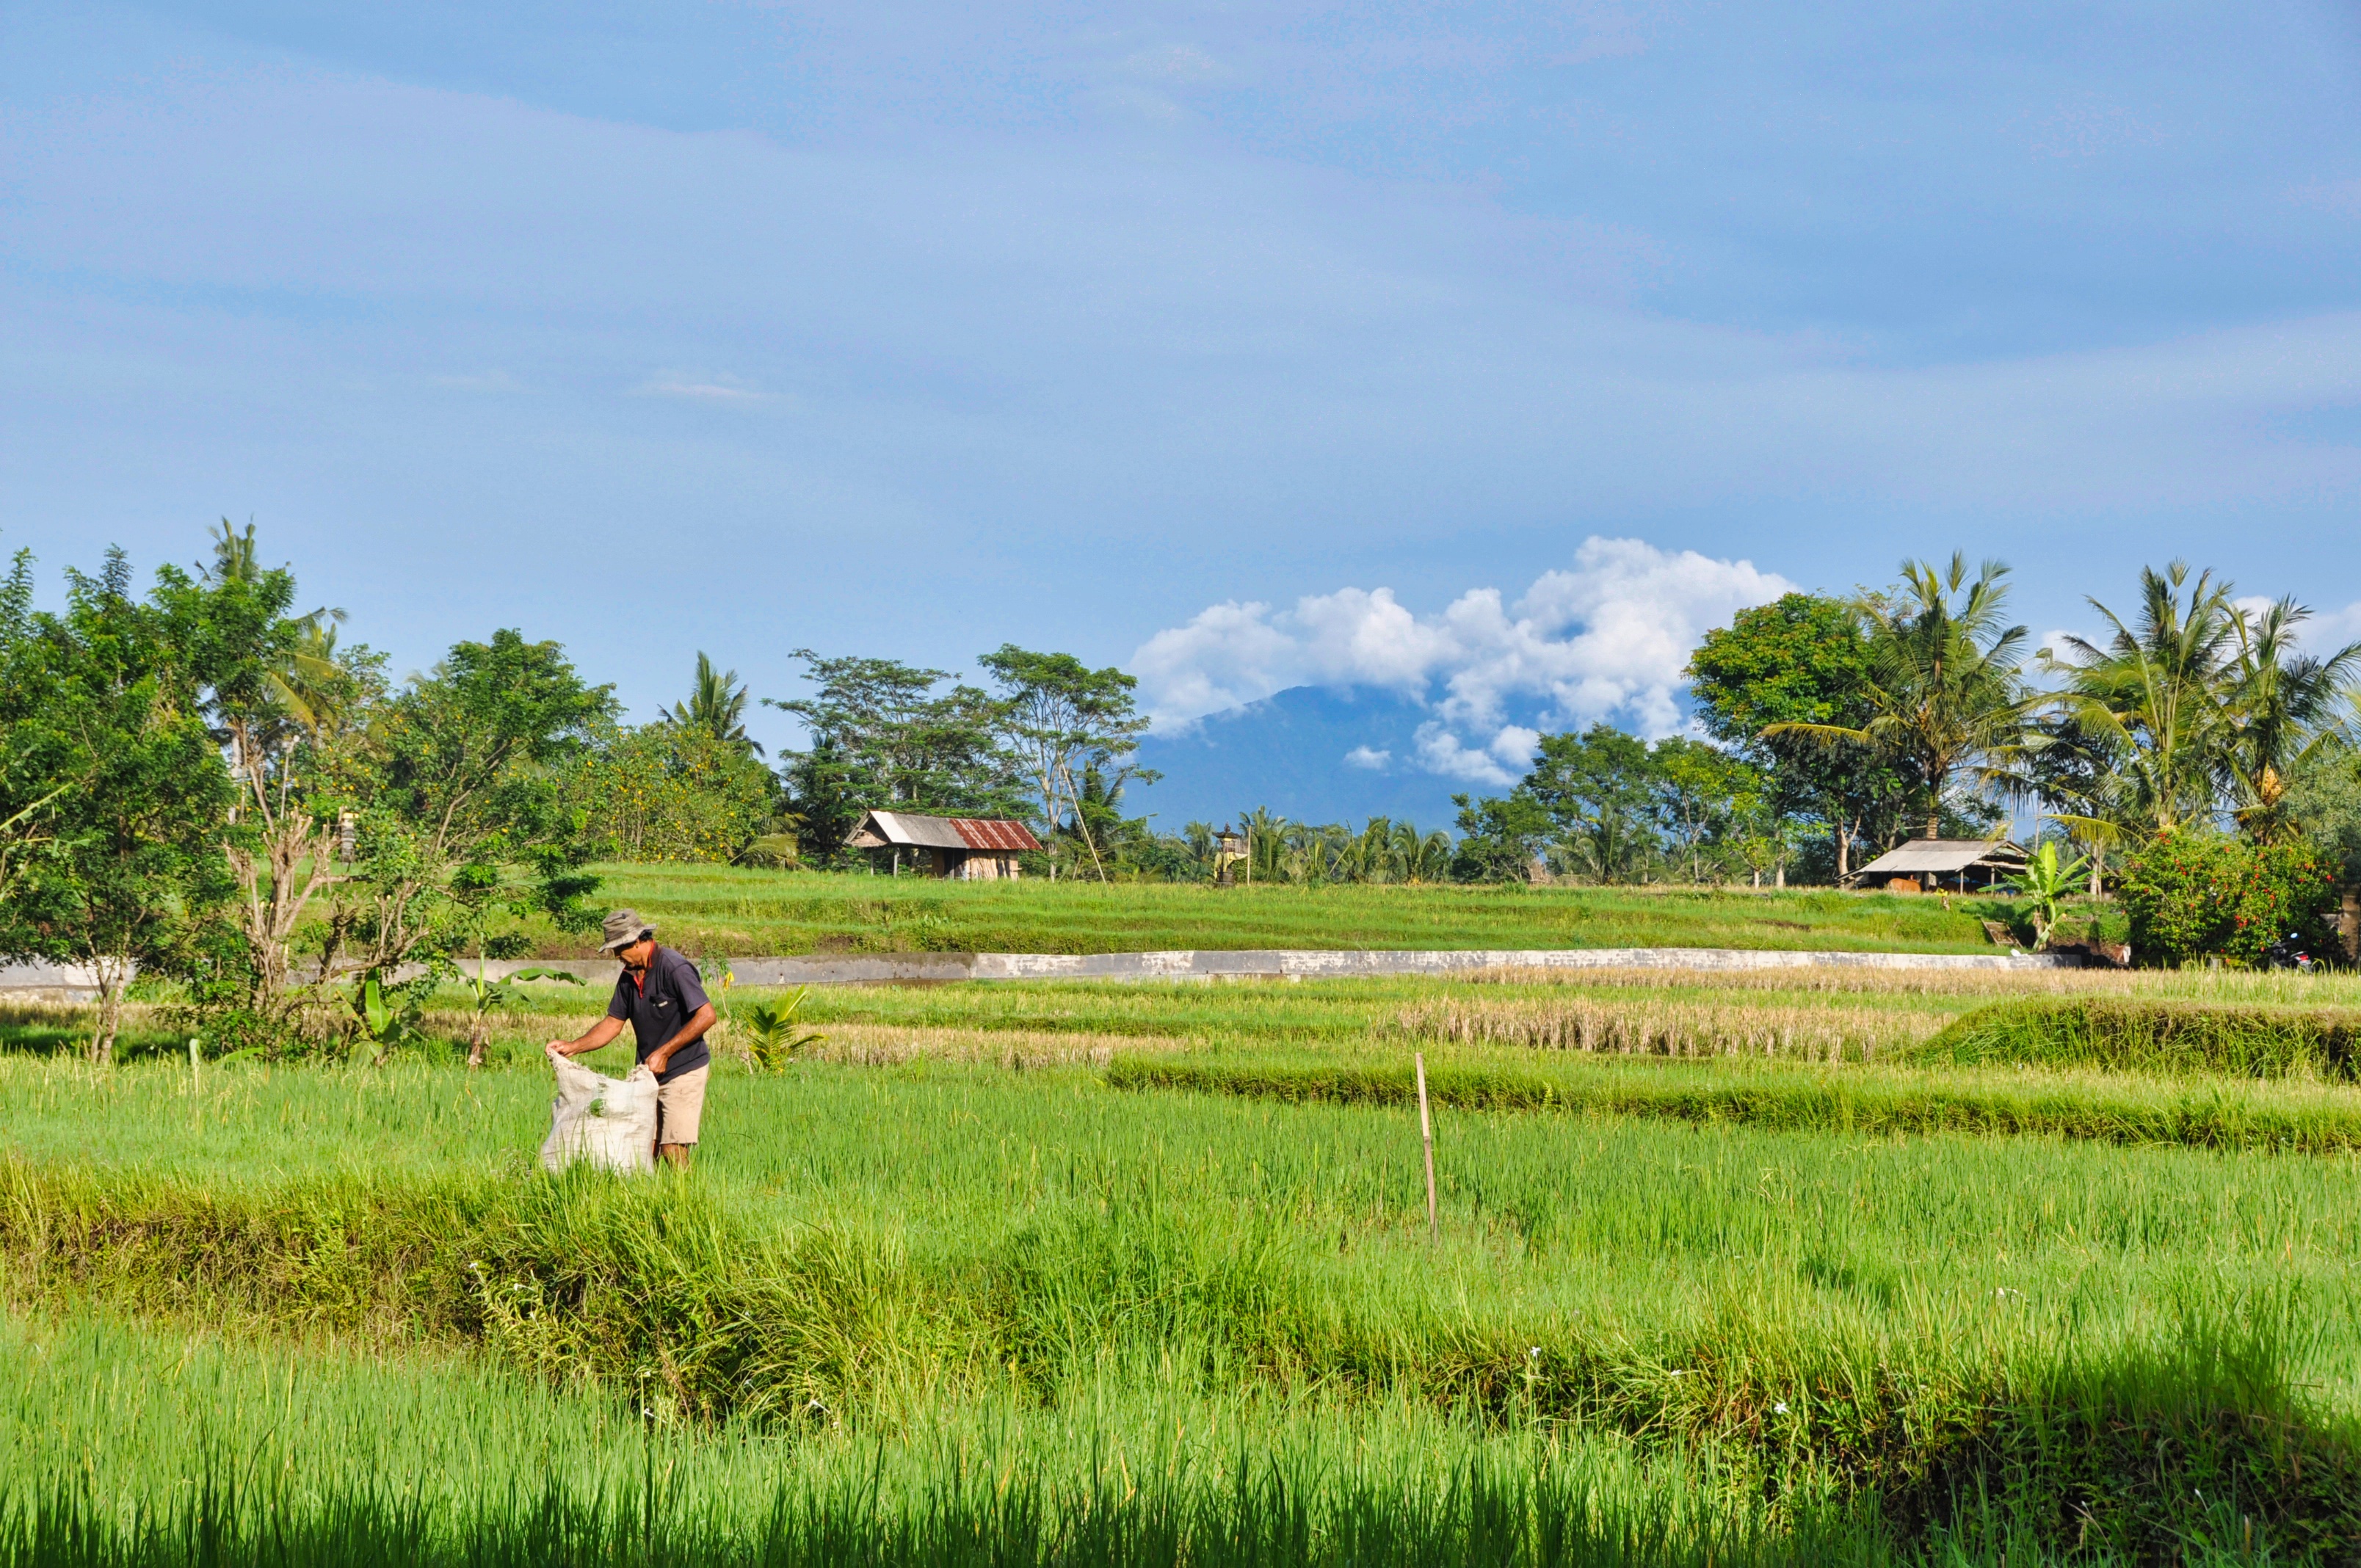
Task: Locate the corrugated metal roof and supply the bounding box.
[952,818,1042,852]
[856,811,971,849]
[1852,839,2027,876]
[852,810,1040,852]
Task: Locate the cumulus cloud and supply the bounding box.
[1343,745,1392,770]
[1132,537,1792,783]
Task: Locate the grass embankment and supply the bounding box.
[1107,1053,2361,1153]
[4,1048,2361,1558]
[557,866,2002,957]
[1907,998,2361,1080]
[0,1311,1828,1568]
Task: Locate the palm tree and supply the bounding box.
[204,519,348,733]
[2043,562,2243,839]
[668,652,761,757]
[1767,553,2034,840]
[2223,597,2361,840]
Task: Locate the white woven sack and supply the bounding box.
[540,1055,659,1174]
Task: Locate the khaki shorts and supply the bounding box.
[655,1064,709,1147]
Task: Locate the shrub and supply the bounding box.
[2116,831,2340,967]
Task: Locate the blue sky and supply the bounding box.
[7,1,2361,773]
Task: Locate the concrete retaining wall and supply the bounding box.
[450,945,2078,988]
[0,945,2081,998]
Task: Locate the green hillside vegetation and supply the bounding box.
[571,865,2009,957]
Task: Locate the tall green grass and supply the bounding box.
[7,1048,2361,1553]
[8,1036,2361,1559]
[554,868,2004,957]
[3,1161,2353,1559]
[1106,1052,2361,1152]
[1909,998,2361,1080]
[0,1310,1850,1568]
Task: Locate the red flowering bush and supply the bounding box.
[2117,831,2340,967]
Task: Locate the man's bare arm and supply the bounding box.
[645,1003,717,1076]
[546,1016,625,1059]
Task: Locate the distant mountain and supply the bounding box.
[1128,686,1487,835]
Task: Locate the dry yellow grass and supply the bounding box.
[1458,963,2361,1003]
[1388,994,1934,1061]
[739,1023,1192,1070]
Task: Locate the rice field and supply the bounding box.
[537,865,2014,957]
[4,962,2360,1563]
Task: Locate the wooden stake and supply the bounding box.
[1415,1052,1437,1242]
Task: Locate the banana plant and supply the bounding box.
[461,963,583,1067]
[2002,841,2089,950]
[347,968,426,1067]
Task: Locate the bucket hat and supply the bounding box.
[598,909,654,953]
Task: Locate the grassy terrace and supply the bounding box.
[554,865,2012,956]
[4,962,2359,1561]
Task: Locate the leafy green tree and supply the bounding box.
[0,548,238,1061]
[1647,737,1762,884]
[667,651,762,757]
[566,722,775,864]
[1688,592,1911,879]
[327,630,615,984]
[1769,555,2034,841]
[1525,725,1661,884]
[1451,791,1552,882]
[769,651,1023,866]
[978,645,1155,881]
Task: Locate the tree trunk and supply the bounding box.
[87,952,133,1066]
[1835,817,1852,882]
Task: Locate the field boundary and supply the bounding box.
[0,945,2088,997]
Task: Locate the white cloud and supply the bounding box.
[1343,745,1392,770]
[634,371,766,402]
[1133,537,1790,783]
[2236,592,2361,651]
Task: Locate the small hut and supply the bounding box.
[1846,838,2028,893]
[846,810,1041,879]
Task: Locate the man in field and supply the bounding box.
[545,909,716,1168]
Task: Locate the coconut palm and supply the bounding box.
[669,652,761,757]
[204,520,349,733]
[2223,597,2361,841]
[2042,562,2244,839]
[1766,554,2035,839]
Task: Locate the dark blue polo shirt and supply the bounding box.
[606,945,711,1084]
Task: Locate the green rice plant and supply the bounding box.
[0,1310,1863,1568]
[1907,998,2361,1079]
[538,865,2013,958]
[2,1156,2355,1558]
[1105,1052,2361,1153]
[11,1042,2361,1558]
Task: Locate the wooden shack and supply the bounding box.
[1846,838,2028,893]
[846,810,1041,879]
